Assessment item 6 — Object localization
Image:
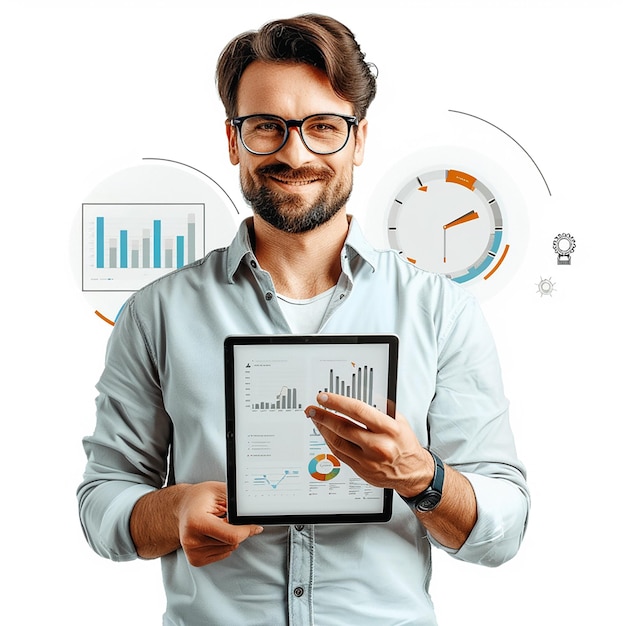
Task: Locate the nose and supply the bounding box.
[275,126,313,169]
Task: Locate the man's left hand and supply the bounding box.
[304,392,433,498]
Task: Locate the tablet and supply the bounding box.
[224,334,398,525]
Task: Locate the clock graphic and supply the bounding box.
[387,168,509,285]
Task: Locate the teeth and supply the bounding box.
[274,178,316,185]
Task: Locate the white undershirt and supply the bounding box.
[277,286,336,334]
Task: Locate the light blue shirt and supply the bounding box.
[78,217,529,626]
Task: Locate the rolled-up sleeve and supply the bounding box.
[427,295,530,566]
[77,297,171,561]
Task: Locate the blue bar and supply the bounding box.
[96,217,105,268]
[153,220,162,268]
[120,230,128,268]
[176,235,185,268]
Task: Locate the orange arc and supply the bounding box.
[95,310,115,326]
[484,244,510,280]
[446,170,476,190]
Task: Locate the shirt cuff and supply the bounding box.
[88,482,157,562]
[429,472,529,567]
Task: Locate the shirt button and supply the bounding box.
[265,292,274,301]
[250,260,257,268]
[294,524,304,531]
[293,586,304,597]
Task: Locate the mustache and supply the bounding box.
[256,163,334,181]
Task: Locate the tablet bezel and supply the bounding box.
[224,333,399,525]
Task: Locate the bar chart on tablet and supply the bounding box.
[242,356,382,413]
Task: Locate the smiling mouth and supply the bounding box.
[258,164,332,188]
[270,175,321,186]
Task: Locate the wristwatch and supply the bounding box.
[400,450,445,512]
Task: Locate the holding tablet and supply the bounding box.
[224,334,399,525]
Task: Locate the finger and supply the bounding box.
[189,512,263,547]
[184,541,239,567]
[315,392,394,432]
[208,518,264,545]
[183,520,263,567]
[306,405,363,442]
[305,407,368,468]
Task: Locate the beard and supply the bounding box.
[241,163,353,234]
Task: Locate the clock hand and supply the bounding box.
[443,210,479,263]
[444,210,479,230]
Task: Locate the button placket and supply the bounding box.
[287,524,314,625]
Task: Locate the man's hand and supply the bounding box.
[304,392,434,497]
[304,392,477,549]
[177,482,264,567]
[130,481,263,566]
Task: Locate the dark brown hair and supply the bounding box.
[216,14,377,120]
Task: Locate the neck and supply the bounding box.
[252,211,349,299]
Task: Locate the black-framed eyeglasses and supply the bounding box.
[230,113,358,156]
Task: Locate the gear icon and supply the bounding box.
[553,233,576,265]
[536,276,556,297]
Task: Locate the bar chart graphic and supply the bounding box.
[82,203,205,292]
[322,365,375,406]
[251,385,303,411]
[243,360,379,412]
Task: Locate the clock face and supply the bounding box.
[387,169,509,285]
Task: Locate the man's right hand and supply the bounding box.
[130,481,264,565]
[177,481,264,566]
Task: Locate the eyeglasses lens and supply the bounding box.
[240,115,350,155]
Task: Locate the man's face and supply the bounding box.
[226,61,367,234]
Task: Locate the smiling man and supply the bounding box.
[78,14,530,626]
[230,63,360,235]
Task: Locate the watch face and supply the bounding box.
[416,491,442,512]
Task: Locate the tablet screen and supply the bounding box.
[224,334,398,525]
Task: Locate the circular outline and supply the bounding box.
[387,168,504,284]
[553,233,575,255]
[308,453,341,481]
[366,144,530,301]
[74,159,240,325]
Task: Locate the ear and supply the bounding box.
[352,118,368,167]
[225,120,240,165]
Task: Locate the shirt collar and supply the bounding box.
[342,216,378,273]
[226,216,378,284]
[226,217,256,283]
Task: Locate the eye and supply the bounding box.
[248,117,285,134]
[307,120,340,133]
[256,122,282,133]
[304,116,346,138]
[312,122,334,131]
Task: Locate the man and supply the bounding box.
[78,14,529,626]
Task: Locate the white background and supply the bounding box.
[2,0,624,624]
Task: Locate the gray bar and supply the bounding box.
[142,229,151,268]
[187,214,196,263]
[109,239,117,268]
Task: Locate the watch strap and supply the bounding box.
[400,450,445,510]
[429,450,444,494]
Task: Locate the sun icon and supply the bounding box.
[536,276,556,297]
